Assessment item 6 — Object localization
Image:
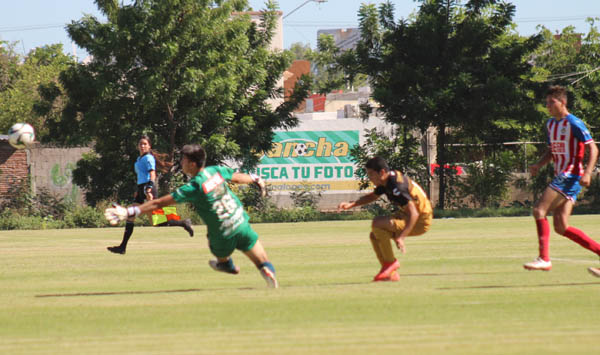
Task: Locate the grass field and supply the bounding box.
[2,216,600,354]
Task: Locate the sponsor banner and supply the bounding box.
[261,130,358,164]
[267,180,361,193]
[256,130,360,194]
[254,164,355,181]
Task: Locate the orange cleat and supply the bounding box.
[373,259,400,281]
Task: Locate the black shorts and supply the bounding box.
[135,183,157,204]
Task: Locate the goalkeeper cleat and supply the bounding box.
[373,259,400,281]
[209,259,240,274]
[588,267,600,278]
[523,257,552,271]
[107,246,126,255]
[260,266,279,288]
[183,219,194,237]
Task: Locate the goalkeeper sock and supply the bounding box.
[258,261,275,274]
[120,221,134,248]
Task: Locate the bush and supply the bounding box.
[433,207,531,218]
[456,151,516,208]
[64,206,108,228]
[0,209,66,230]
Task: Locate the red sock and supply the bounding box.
[563,227,600,255]
[536,219,550,261]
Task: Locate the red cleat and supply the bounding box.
[373,259,400,281]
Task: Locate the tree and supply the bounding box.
[527,21,600,205]
[287,42,313,61]
[343,0,543,208]
[0,44,74,138]
[531,22,600,138]
[0,41,20,94]
[310,34,367,93]
[38,0,310,205]
[350,127,427,191]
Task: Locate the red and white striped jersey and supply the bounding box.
[545,114,593,177]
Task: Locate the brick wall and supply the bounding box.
[0,140,29,197]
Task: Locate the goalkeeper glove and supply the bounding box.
[104,204,141,225]
[250,173,267,197]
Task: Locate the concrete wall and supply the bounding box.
[29,146,91,205]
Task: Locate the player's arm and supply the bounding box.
[395,200,419,239]
[231,172,254,184]
[529,149,552,176]
[145,170,157,200]
[338,192,380,210]
[581,141,599,187]
[105,194,175,225]
[231,172,266,197]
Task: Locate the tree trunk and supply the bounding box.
[166,103,177,163]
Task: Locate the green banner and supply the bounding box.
[259,130,359,165]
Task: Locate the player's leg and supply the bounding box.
[369,232,386,266]
[108,186,148,254]
[208,257,240,274]
[371,216,400,281]
[393,212,433,253]
[207,235,240,274]
[589,266,600,278]
[107,215,136,255]
[242,240,278,288]
[368,231,400,281]
[165,218,194,237]
[237,226,278,288]
[523,187,562,270]
[553,199,600,257]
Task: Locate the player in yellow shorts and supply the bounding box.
[338,157,433,282]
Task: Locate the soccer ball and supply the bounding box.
[8,123,35,149]
[294,143,308,156]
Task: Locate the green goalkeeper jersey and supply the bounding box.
[171,166,249,238]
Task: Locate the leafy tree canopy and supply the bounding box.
[327,0,544,208]
[37,0,310,205]
[531,21,600,137]
[0,43,74,137]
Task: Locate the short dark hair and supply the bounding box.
[365,157,389,172]
[182,144,207,168]
[546,85,568,103]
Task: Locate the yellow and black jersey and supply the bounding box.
[374,170,432,215]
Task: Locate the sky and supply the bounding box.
[1,0,600,59]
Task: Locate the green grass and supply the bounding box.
[1,216,600,354]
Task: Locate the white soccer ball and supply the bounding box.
[8,123,35,149]
[295,143,308,156]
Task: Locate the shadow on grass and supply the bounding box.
[438,282,600,290]
[402,271,507,277]
[36,287,257,298]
